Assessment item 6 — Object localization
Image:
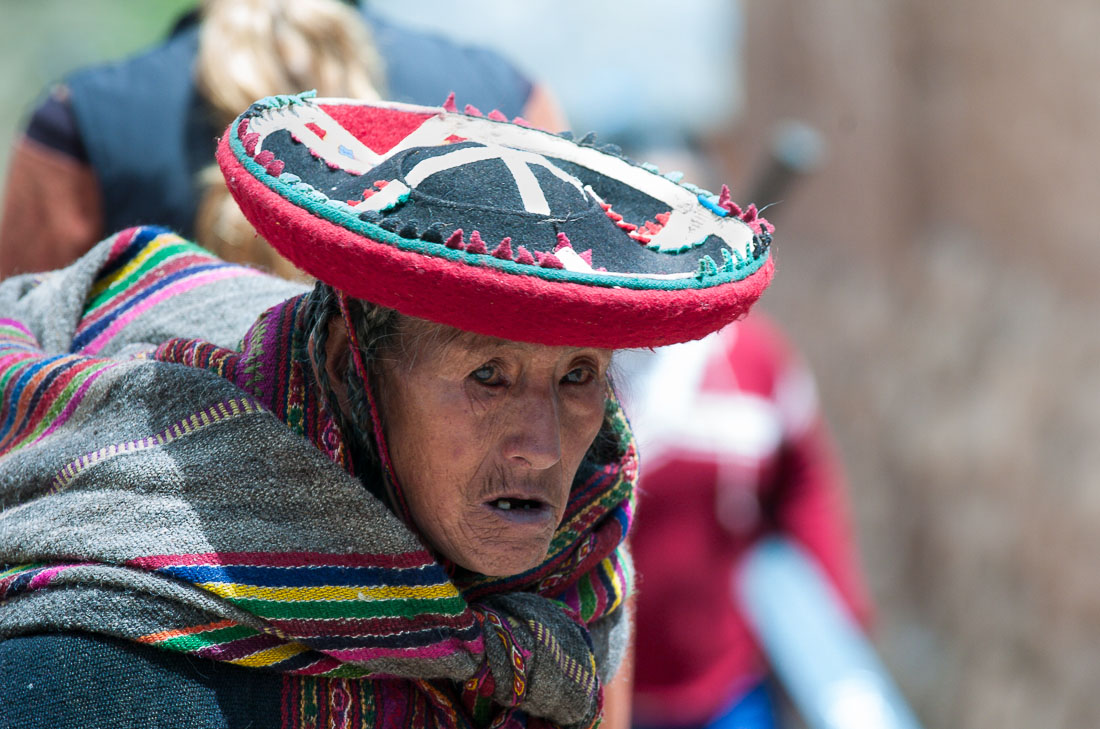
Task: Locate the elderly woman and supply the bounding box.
[0,93,773,728]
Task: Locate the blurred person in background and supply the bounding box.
[619,312,873,729]
[0,0,566,279]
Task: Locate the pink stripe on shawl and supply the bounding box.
[109,227,140,254]
[0,318,35,338]
[324,638,478,663]
[76,252,221,333]
[82,268,261,355]
[36,361,119,441]
[28,562,94,589]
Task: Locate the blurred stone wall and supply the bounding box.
[734,2,1100,727]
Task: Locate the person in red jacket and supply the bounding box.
[623,312,873,729]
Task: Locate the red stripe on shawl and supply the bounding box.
[323,637,479,663]
[127,550,437,570]
[267,611,477,639]
[76,251,224,332]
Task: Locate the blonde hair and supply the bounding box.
[194,0,384,279]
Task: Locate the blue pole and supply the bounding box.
[735,536,924,729]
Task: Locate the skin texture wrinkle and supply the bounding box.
[322,312,612,577]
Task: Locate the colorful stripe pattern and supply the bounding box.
[558,547,633,626]
[0,227,264,461]
[0,320,118,459]
[0,562,92,600]
[135,619,311,671]
[127,551,478,674]
[71,226,263,355]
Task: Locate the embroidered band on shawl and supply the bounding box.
[50,397,260,493]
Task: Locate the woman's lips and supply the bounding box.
[485,497,555,524]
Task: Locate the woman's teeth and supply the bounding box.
[492,498,540,511]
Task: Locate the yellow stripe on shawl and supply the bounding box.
[600,556,626,614]
[196,581,460,603]
[228,641,310,668]
[87,231,182,299]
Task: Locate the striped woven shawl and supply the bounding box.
[0,227,634,729]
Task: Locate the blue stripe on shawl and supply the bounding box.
[0,354,70,442]
[611,503,630,534]
[95,225,166,282]
[156,564,448,588]
[2,356,70,446]
[71,261,234,352]
[267,647,324,673]
[4,567,47,597]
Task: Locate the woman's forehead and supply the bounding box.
[397,316,611,363]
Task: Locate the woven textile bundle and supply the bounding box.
[0,226,633,728]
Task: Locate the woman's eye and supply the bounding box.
[470,365,505,386]
[562,367,594,385]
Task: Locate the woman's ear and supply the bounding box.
[308,315,352,419]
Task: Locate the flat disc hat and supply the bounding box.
[217,92,774,348]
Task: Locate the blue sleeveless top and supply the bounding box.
[62,10,533,237]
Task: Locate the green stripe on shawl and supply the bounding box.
[578,572,597,619]
[223,595,468,620]
[86,236,213,309]
[0,358,116,456]
[151,624,260,652]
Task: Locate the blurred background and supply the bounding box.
[2,1,1099,727]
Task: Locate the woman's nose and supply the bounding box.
[502,390,562,470]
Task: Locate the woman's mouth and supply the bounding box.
[490,497,543,511]
[485,496,555,524]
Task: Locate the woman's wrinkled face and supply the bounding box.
[375,320,611,577]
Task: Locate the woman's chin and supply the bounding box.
[464,548,549,578]
[449,508,559,577]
